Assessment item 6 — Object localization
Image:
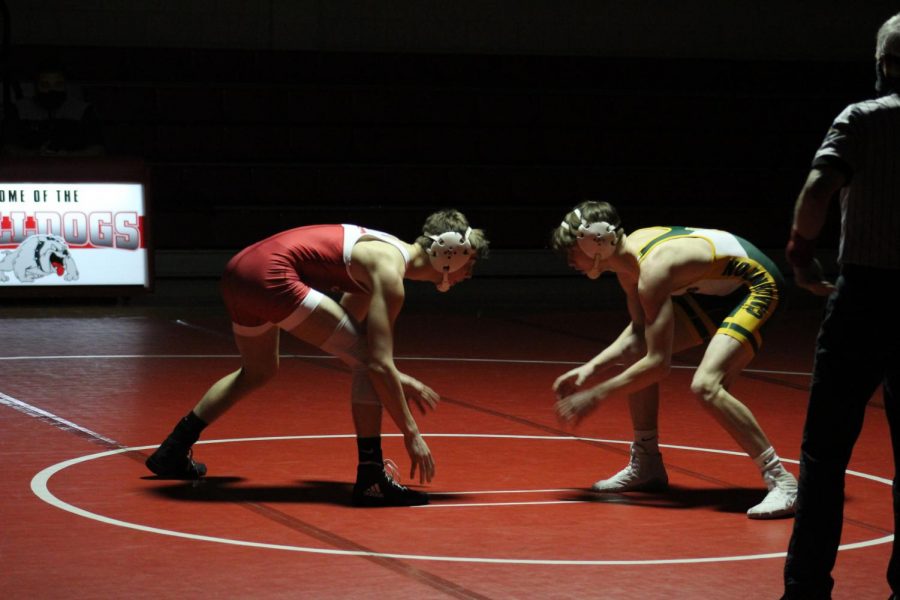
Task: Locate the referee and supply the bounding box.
[782,11,900,600]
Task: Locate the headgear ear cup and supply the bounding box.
[427,227,473,292]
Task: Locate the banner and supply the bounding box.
[0,183,149,287]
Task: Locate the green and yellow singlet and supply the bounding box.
[636,226,784,355]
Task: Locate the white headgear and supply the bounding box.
[428,227,473,292]
[560,208,619,261]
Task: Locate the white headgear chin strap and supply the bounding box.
[428,227,473,292]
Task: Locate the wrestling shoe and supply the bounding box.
[145,440,207,480]
[592,443,669,493]
[747,465,797,519]
[352,459,428,507]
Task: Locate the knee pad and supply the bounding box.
[319,315,380,407]
[351,366,381,407]
[320,314,366,367]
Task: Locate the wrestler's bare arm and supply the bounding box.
[343,248,439,415]
[555,262,676,423]
[352,243,436,482]
[552,277,646,399]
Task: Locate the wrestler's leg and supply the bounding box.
[193,326,281,423]
[690,334,766,455]
[625,311,704,435]
[691,333,797,519]
[280,293,381,433]
[591,301,708,493]
[283,294,426,505]
[145,325,280,479]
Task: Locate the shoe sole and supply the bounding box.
[351,496,429,507]
[746,508,796,520]
[351,487,429,507]
[145,456,207,480]
[592,479,669,493]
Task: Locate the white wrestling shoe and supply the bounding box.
[592,444,669,493]
[747,465,797,519]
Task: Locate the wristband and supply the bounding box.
[785,227,816,267]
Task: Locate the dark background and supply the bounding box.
[0,2,894,302]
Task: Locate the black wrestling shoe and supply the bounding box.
[352,460,428,507]
[145,439,207,480]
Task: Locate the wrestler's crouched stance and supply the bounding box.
[146,215,486,508]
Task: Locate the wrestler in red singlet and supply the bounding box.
[145,211,489,508]
[221,224,409,332]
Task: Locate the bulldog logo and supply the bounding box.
[0,234,80,283]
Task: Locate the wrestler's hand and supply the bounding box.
[793,259,836,297]
[553,364,593,399]
[400,374,440,414]
[404,432,435,484]
[555,388,602,427]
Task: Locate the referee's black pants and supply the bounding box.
[784,265,900,599]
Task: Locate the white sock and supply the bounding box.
[753,446,781,473]
[633,429,660,454]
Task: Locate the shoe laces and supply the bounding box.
[762,466,796,492]
[382,459,406,490]
[626,446,645,472]
[186,448,205,486]
[622,445,663,479]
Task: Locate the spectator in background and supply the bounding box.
[782,11,900,599]
[2,64,104,157]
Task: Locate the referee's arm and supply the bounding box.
[791,164,846,240]
[786,165,846,295]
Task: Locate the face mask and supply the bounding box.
[35,90,67,111]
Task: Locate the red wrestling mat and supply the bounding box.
[1,310,893,599]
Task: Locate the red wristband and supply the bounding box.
[785,227,816,267]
